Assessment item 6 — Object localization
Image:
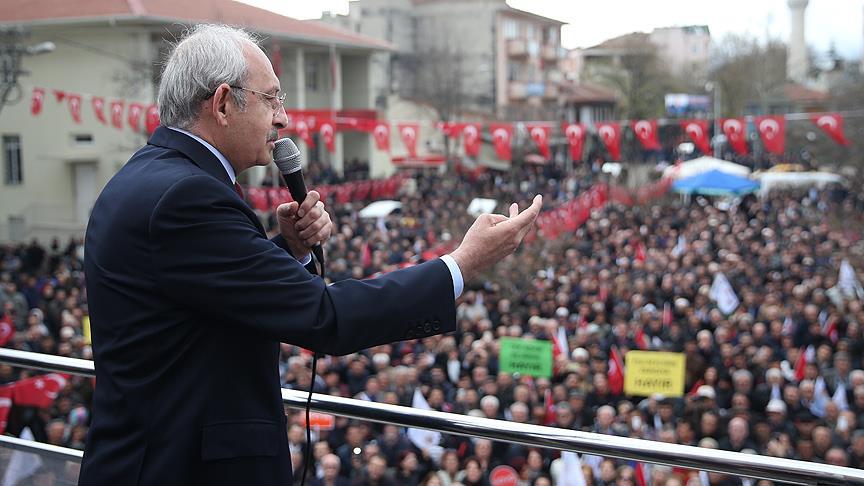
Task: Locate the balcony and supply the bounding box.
[506,38,527,57]
[543,84,559,99]
[508,81,527,100]
[541,44,559,62]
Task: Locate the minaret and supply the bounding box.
[787,0,809,84]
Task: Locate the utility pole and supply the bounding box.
[0,26,55,117]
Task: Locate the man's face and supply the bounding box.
[221,41,287,173]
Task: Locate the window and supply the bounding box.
[503,19,518,39]
[305,61,319,91]
[3,135,22,185]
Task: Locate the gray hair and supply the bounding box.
[158,24,260,129]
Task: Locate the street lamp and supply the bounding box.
[0,27,55,116]
[705,81,722,155]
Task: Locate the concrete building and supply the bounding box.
[0,0,390,242]
[319,0,565,121]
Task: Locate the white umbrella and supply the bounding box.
[663,156,751,180]
[358,200,402,218]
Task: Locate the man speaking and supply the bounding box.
[79,24,541,486]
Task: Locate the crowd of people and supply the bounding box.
[1,159,864,485]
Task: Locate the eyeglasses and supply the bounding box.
[229,85,286,113]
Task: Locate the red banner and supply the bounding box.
[319,120,336,153]
[489,123,513,161]
[682,119,711,155]
[596,122,621,161]
[631,119,661,151]
[91,97,107,124]
[31,87,45,115]
[462,123,481,157]
[110,100,125,129]
[756,115,786,155]
[397,123,420,157]
[145,104,160,134]
[53,90,66,103]
[127,102,143,132]
[811,113,849,146]
[0,387,9,434]
[437,121,461,138]
[721,118,748,156]
[67,94,82,124]
[296,118,314,148]
[562,122,586,162]
[526,123,551,159]
[372,122,390,151]
[9,374,67,408]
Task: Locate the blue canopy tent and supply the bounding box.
[672,169,760,196]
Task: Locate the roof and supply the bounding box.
[500,5,565,26]
[560,82,618,104]
[587,32,650,50]
[0,0,392,51]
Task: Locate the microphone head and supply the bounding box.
[273,137,302,174]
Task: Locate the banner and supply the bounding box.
[811,113,849,146]
[489,123,513,161]
[623,351,686,397]
[681,119,711,155]
[631,119,661,151]
[67,94,82,124]
[608,346,625,395]
[721,118,748,155]
[463,123,481,157]
[596,122,621,160]
[372,122,390,151]
[526,123,551,159]
[127,103,143,132]
[91,97,107,125]
[398,123,420,157]
[319,120,336,153]
[562,123,585,162]
[756,115,786,155]
[110,100,125,130]
[30,88,45,116]
[296,118,314,148]
[709,272,740,314]
[145,104,160,134]
[499,337,552,378]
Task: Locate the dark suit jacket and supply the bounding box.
[79,127,457,485]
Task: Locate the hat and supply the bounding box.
[556,307,570,318]
[571,348,589,361]
[695,385,716,400]
[766,399,787,414]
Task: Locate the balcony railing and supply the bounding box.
[1,348,864,485]
[506,39,527,57]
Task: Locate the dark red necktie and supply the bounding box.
[233,182,244,199]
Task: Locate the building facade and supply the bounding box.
[0,0,389,242]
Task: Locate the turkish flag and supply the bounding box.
[608,346,625,395]
[631,119,661,151]
[320,120,336,153]
[526,123,551,159]
[31,87,45,115]
[0,319,14,347]
[53,90,66,103]
[145,104,160,134]
[67,94,82,124]
[296,118,314,148]
[127,103,144,132]
[721,118,748,155]
[110,101,125,129]
[681,119,712,155]
[596,122,621,160]
[0,387,10,434]
[462,123,481,157]
[91,97,107,124]
[437,121,461,138]
[756,115,786,155]
[10,374,67,408]
[372,122,390,151]
[489,123,513,161]
[811,113,849,146]
[561,122,586,162]
[398,123,420,157]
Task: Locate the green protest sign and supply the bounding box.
[499,337,553,378]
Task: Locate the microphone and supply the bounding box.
[273,137,324,273]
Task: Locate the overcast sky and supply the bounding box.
[239,0,863,59]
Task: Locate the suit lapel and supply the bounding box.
[148,127,268,236]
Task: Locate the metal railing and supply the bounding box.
[2,348,863,485]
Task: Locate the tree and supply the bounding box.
[710,35,787,116]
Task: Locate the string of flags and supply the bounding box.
[30,86,160,135]
[30,86,850,162]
